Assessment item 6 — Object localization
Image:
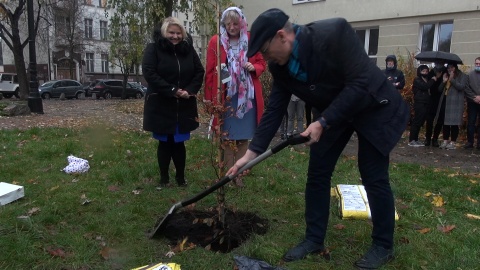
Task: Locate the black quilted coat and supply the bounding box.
[142,34,205,134]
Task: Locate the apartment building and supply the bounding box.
[234,0,480,68]
[0,1,199,84]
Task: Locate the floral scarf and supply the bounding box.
[220,7,255,119]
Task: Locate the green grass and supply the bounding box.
[1,126,479,269]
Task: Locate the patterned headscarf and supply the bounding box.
[220,7,255,119]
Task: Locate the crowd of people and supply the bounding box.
[140,6,479,269]
[405,58,479,150]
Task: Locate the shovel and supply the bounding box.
[148,134,309,238]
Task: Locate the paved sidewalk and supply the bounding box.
[270,132,480,175]
[2,99,478,174]
[340,135,480,174]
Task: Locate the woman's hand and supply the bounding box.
[244,62,256,72]
[175,89,191,99]
[442,73,449,83]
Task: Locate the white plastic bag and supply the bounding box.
[63,155,90,174]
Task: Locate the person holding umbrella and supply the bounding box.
[227,8,409,269]
[437,62,467,150]
[424,60,446,147]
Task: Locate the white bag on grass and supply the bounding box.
[63,155,90,174]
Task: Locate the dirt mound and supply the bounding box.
[155,209,268,253]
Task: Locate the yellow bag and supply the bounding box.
[333,184,399,220]
[131,262,181,270]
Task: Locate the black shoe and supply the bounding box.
[424,140,431,146]
[282,239,325,262]
[431,140,440,147]
[463,143,474,149]
[176,179,188,187]
[156,182,171,190]
[354,244,394,269]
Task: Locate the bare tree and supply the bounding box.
[45,0,88,80]
[0,0,42,99]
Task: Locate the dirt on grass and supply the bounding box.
[154,209,268,253]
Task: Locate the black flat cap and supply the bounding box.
[247,8,289,58]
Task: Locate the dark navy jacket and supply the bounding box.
[249,18,409,156]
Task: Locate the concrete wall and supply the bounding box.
[233,0,480,68]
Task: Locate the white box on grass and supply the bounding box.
[0,182,25,206]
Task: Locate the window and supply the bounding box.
[98,0,107,7]
[84,0,92,5]
[188,22,193,34]
[420,21,453,52]
[55,15,71,35]
[86,53,94,72]
[355,28,379,63]
[101,54,109,73]
[293,0,322,4]
[100,21,108,40]
[84,19,93,39]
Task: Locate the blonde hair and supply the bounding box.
[221,10,241,26]
[160,17,187,40]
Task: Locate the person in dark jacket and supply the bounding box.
[383,55,405,91]
[408,65,437,146]
[463,57,480,149]
[226,8,409,269]
[142,17,205,188]
[424,61,446,147]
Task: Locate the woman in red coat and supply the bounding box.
[204,7,266,186]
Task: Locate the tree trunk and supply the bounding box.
[11,20,30,100]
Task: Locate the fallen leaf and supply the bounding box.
[466,196,478,203]
[466,213,480,220]
[46,247,66,258]
[432,196,444,207]
[108,185,120,192]
[416,228,431,234]
[28,207,41,216]
[99,247,115,260]
[469,179,478,184]
[399,237,410,244]
[333,224,346,230]
[437,225,456,233]
[424,192,432,197]
[132,189,141,195]
[165,251,175,258]
[50,185,59,191]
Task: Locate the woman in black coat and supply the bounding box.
[408,65,437,146]
[142,17,205,188]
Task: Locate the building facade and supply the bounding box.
[0,1,199,85]
[234,0,480,68]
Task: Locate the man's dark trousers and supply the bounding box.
[305,125,394,249]
[466,101,480,146]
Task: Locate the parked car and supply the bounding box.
[82,79,104,97]
[39,79,85,99]
[0,73,20,98]
[90,79,144,99]
[129,82,147,93]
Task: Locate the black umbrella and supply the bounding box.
[414,51,463,65]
